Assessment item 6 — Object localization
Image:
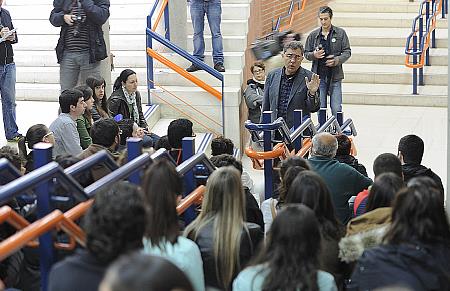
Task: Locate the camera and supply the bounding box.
[72,0,86,37]
[251,30,301,60]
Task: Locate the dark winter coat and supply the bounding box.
[0,8,18,65]
[49,0,110,64]
[107,88,148,129]
[335,154,368,177]
[402,163,444,194]
[243,79,264,123]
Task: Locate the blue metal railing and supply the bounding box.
[405,0,448,94]
[146,2,225,135]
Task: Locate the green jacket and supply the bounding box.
[76,115,92,149]
[309,156,372,224]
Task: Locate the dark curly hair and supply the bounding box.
[84,182,146,264]
[211,136,234,156]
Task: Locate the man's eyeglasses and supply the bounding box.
[285,53,303,60]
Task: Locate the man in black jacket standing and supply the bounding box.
[0,1,21,142]
[50,0,110,91]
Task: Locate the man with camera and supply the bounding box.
[261,41,320,131]
[50,0,110,91]
[304,6,351,120]
[0,1,22,142]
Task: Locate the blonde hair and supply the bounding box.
[184,167,246,288]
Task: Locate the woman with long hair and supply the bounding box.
[339,173,405,264]
[74,85,94,149]
[185,167,263,290]
[18,124,55,173]
[260,156,310,234]
[233,205,337,291]
[350,178,450,290]
[86,76,109,121]
[142,160,204,291]
[286,171,346,289]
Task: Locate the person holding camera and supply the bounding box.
[304,6,351,120]
[0,1,22,143]
[50,0,110,91]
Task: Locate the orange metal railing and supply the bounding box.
[278,0,308,32]
[0,186,206,261]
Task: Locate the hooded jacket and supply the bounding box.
[348,242,450,290]
[402,163,444,194]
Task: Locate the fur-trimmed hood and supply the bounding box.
[339,224,389,263]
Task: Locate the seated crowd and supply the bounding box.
[0,71,448,290]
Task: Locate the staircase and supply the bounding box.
[324,0,448,107]
[8,0,249,147]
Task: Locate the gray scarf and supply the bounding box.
[122,86,139,124]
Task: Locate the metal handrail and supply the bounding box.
[274,0,307,32]
[64,150,119,177]
[176,152,216,176]
[0,158,22,184]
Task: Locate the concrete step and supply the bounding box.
[186,19,248,36]
[187,3,250,20]
[331,27,448,48]
[343,83,447,107]
[347,46,448,65]
[15,66,242,87]
[187,35,247,52]
[342,64,448,85]
[329,1,420,13]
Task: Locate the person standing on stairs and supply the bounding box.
[0,1,22,143]
[50,0,110,91]
[304,6,351,121]
[186,0,225,73]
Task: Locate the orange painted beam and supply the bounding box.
[177,186,205,215]
[152,0,169,31]
[65,200,94,221]
[147,48,222,101]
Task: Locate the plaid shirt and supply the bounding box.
[277,68,296,121]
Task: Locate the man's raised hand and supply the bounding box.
[305,73,320,94]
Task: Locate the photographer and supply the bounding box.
[305,6,351,120]
[50,0,110,91]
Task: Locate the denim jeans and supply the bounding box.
[319,77,343,118]
[60,51,101,91]
[0,63,19,140]
[190,0,224,65]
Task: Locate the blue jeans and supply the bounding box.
[319,77,342,118]
[190,0,224,65]
[60,51,101,91]
[0,63,19,140]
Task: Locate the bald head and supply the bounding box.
[311,133,338,158]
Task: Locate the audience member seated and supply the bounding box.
[397,134,444,194]
[18,124,55,174]
[349,178,450,290]
[286,171,346,289]
[335,134,367,177]
[86,76,109,121]
[49,89,86,157]
[211,136,234,156]
[99,253,194,291]
[168,119,194,165]
[48,182,146,291]
[142,160,205,291]
[339,173,404,264]
[210,154,264,231]
[74,85,94,149]
[260,156,310,234]
[308,133,372,224]
[108,69,158,148]
[77,118,121,180]
[184,167,263,290]
[154,135,171,151]
[233,205,337,291]
[353,153,402,216]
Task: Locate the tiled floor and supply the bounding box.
[0,101,447,197]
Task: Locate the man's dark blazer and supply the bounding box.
[261,66,320,129]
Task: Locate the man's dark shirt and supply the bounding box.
[317,27,333,78]
[277,68,296,122]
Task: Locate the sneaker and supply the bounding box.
[214,63,225,72]
[7,134,24,143]
[186,64,201,72]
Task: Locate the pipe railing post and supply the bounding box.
[432,0,437,48]
[412,35,418,94]
[182,137,196,224]
[293,110,303,153]
[337,112,344,128]
[262,111,273,200]
[127,138,143,185]
[146,15,154,105]
[164,3,170,40]
[418,16,424,85]
[442,0,446,18]
[318,108,327,127]
[33,143,54,291]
